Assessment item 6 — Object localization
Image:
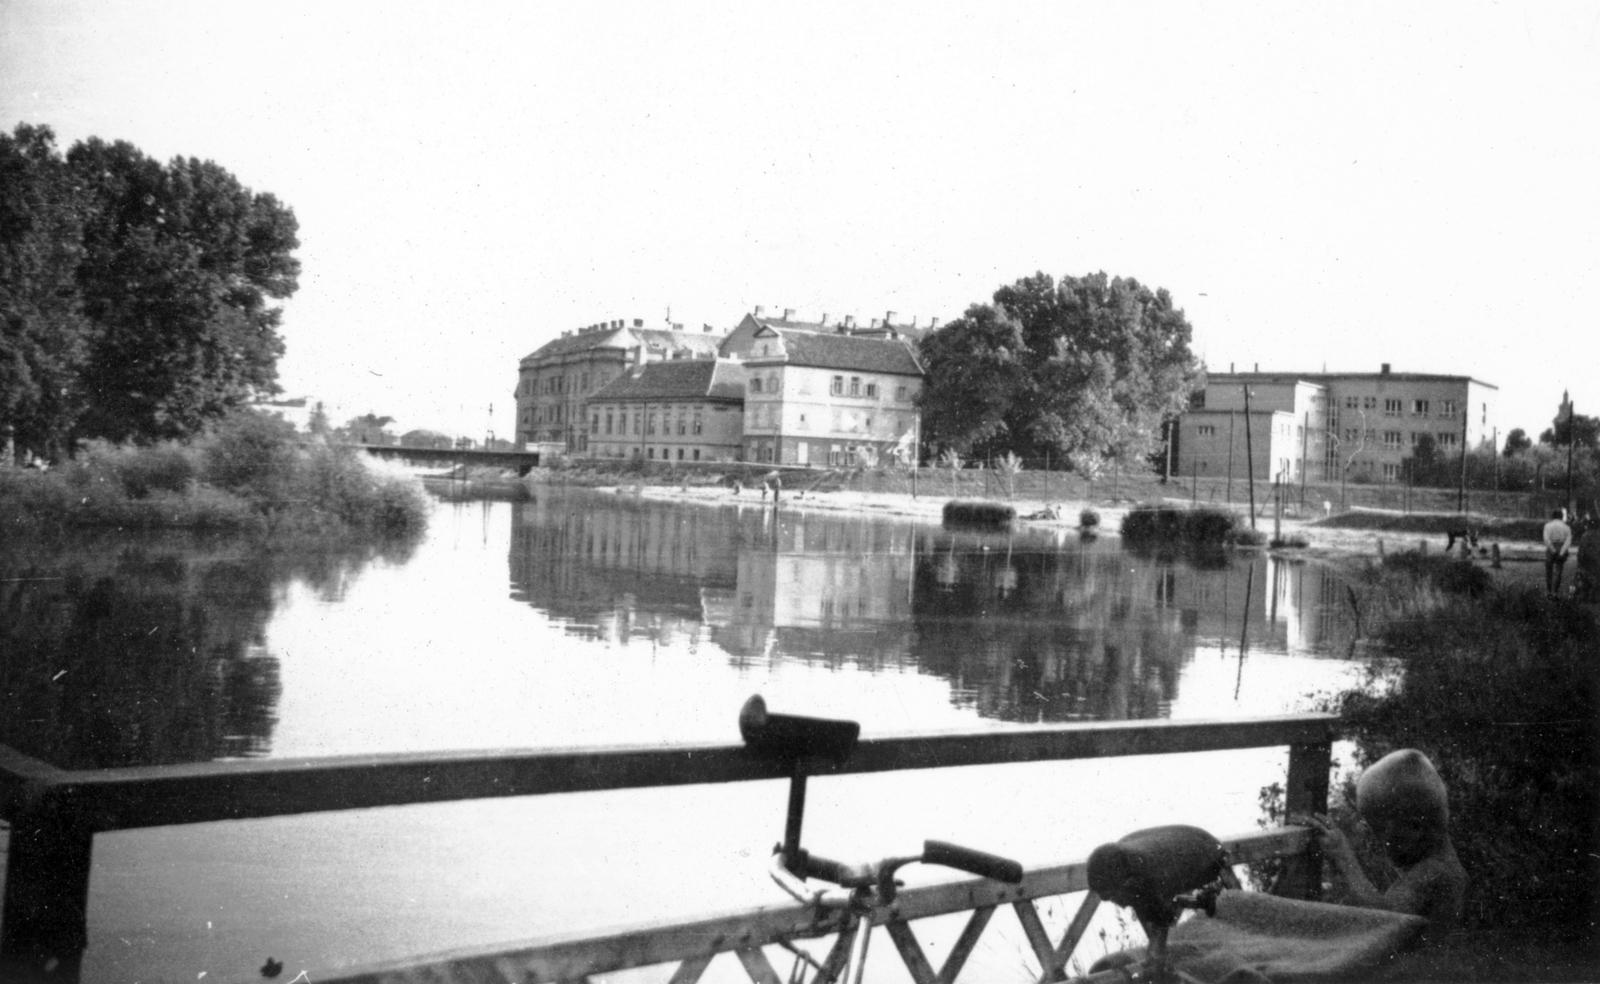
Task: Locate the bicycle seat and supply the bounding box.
[1087,824,1228,927]
[739,695,860,763]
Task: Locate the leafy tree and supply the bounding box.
[307,400,330,436]
[1503,428,1532,457]
[918,272,1198,468]
[1537,395,1600,449]
[66,138,300,443]
[0,125,92,459]
[339,413,395,445]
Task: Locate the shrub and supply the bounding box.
[1079,507,1101,530]
[1378,551,1491,597]
[943,500,1015,529]
[1227,527,1268,547]
[1121,504,1245,547]
[1269,534,1310,549]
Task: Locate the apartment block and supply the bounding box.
[585,359,746,463]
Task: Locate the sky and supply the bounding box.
[3,1,1597,440]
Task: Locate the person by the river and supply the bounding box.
[1299,749,1467,941]
[1544,510,1574,597]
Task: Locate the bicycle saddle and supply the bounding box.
[1087,824,1228,927]
[739,694,860,763]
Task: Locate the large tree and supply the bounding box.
[918,272,1199,469]
[0,125,92,457]
[67,138,300,442]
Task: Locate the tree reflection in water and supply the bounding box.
[0,532,411,768]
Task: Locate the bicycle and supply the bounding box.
[739,695,1026,984]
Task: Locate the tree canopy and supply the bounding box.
[1538,395,1599,449]
[0,124,300,456]
[917,272,1199,469]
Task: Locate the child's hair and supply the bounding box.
[1355,749,1449,829]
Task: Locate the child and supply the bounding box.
[1300,749,1467,938]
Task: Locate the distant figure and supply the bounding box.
[732,480,742,496]
[1444,526,1478,555]
[1544,510,1574,597]
[1574,526,1600,602]
[1301,749,1467,940]
[764,471,781,504]
[1323,499,1332,518]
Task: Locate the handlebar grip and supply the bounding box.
[740,695,860,762]
[922,840,1024,883]
[793,850,859,886]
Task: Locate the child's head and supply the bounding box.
[1355,749,1450,866]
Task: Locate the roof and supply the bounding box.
[751,327,924,376]
[1207,371,1497,390]
[746,314,932,347]
[589,359,745,403]
[519,326,722,367]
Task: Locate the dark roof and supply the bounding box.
[589,359,744,403]
[753,328,924,375]
[520,326,722,367]
[748,314,931,346]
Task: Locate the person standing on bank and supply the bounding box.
[1543,509,1573,597]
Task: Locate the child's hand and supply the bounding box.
[1293,813,1355,862]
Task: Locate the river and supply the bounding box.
[0,489,1372,982]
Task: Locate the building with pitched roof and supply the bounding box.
[513,318,725,452]
[737,323,925,466]
[1178,365,1497,484]
[585,359,747,463]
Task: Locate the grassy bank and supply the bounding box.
[0,410,430,542]
[1317,552,1598,946]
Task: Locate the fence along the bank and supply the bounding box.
[0,714,1336,983]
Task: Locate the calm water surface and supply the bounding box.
[0,489,1371,982]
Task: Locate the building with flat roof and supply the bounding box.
[1178,365,1497,484]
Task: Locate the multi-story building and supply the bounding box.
[513,318,724,452]
[1178,364,1498,484]
[736,323,924,466]
[584,359,746,463]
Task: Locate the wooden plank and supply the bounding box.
[307,828,1310,984]
[937,906,995,984]
[1012,900,1056,978]
[0,744,66,823]
[886,920,939,984]
[735,947,784,984]
[51,715,1336,832]
[1044,892,1100,984]
[666,954,713,984]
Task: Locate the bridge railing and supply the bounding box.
[0,714,1335,982]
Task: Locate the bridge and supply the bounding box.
[349,443,542,475]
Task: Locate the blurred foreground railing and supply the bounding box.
[0,714,1336,983]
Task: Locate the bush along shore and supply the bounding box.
[1267,551,1599,975]
[0,410,430,542]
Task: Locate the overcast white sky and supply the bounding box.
[3,1,1597,439]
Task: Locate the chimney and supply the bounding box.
[783,308,795,320]
[754,305,764,317]
[870,318,881,329]
[910,316,919,328]
[820,313,830,327]
[1230,362,1234,373]
[672,322,683,331]
[633,318,644,327]
[1381,363,1391,375]
[930,317,940,329]
[844,314,856,329]
[703,323,714,333]
[885,310,896,325]
[634,346,646,369]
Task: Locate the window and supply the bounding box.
[1384,431,1402,449]
[581,372,589,391]
[1384,399,1403,417]
[1413,400,1429,417]
[1345,396,1359,409]
[750,377,762,394]
[831,376,843,395]
[693,413,702,435]
[591,414,599,435]
[648,448,655,459]
[1440,400,1457,419]
[1344,428,1360,443]
[1438,432,1458,449]
[676,448,684,460]
[605,413,613,435]
[633,412,642,435]
[849,377,861,396]
[865,382,879,399]
[677,416,686,436]
[1197,425,1216,436]
[1383,463,1399,480]
[647,413,657,435]
[767,373,779,393]
[1363,397,1377,410]
[896,385,908,402]
[693,449,700,461]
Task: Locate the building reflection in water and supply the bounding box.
[509,491,1358,724]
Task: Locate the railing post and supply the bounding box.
[1277,736,1333,900]
[1,788,94,976]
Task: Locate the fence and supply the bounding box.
[0,714,1335,983]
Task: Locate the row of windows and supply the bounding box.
[591,409,706,436]
[521,371,603,397]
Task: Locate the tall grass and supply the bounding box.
[0,410,429,541]
[1319,554,1598,936]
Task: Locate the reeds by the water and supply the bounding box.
[942,499,1016,529]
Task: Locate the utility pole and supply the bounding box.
[1566,392,1576,518]
[1299,411,1309,509]
[1243,385,1257,529]
[1458,403,1470,513]
[1226,412,1236,504]
[1163,419,1173,484]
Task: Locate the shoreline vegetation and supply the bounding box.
[0,410,430,543]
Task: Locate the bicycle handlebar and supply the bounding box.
[922,840,1025,883]
[740,695,860,762]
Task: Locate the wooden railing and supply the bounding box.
[0,714,1336,983]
